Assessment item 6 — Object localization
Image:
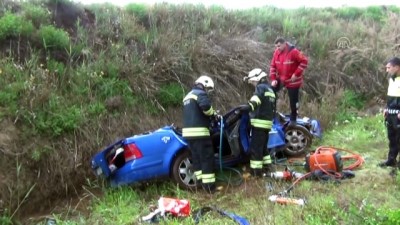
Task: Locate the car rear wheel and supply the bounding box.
[171,150,199,190]
[283,125,312,156]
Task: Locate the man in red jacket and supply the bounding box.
[269,37,308,126]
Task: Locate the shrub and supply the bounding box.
[335,89,366,122]
[156,83,185,108]
[336,7,363,20]
[382,208,400,225]
[364,6,385,22]
[33,95,84,136]
[0,82,24,117]
[47,59,66,75]
[105,62,119,78]
[94,77,126,99]
[388,5,400,13]
[340,89,366,110]
[87,102,106,116]
[31,146,52,161]
[0,216,12,225]
[0,87,19,107]
[22,4,50,28]
[0,12,34,40]
[87,3,120,41]
[282,15,310,39]
[38,25,70,49]
[125,3,148,21]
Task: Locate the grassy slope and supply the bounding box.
[43,115,400,225]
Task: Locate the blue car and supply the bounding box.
[91,105,322,189]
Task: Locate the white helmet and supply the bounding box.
[195,75,214,91]
[244,68,267,83]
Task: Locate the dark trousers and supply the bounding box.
[272,81,300,121]
[386,115,400,163]
[249,127,270,175]
[287,87,300,121]
[187,137,215,190]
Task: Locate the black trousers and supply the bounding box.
[249,127,270,174]
[272,81,300,121]
[386,115,400,163]
[287,87,300,121]
[187,137,215,190]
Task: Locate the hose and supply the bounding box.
[273,146,364,199]
[272,156,306,167]
[273,146,364,170]
[216,116,243,186]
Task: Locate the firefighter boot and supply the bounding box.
[202,183,216,194]
[251,168,263,178]
[378,160,397,168]
[262,164,275,176]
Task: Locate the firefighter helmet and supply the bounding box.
[245,68,267,83]
[195,75,214,91]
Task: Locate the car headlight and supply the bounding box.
[91,160,96,169]
[95,167,103,176]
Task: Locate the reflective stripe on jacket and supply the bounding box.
[182,87,215,138]
[387,76,400,111]
[248,83,275,129]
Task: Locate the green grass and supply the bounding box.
[48,115,399,225]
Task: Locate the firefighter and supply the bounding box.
[379,57,400,168]
[269,37,308,126]
[182,75,220,193]
[242,68,276,177]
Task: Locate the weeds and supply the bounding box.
[0,216,13,225]
[336,89,367,122]
[0,12,34,40]
[21,2,51,28]
[124,3,148,21]
[39,25,70,50]
[156,83,186,108]
[336,7,364,20]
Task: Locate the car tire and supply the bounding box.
[171,150,199,190]
[283,125,312,157]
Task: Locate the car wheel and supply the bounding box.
[171,150,199,190]
[283,125,312,156]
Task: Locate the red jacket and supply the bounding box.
[269,43,308,88]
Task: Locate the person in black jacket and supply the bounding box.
[182,75,220,193]
[379,57,400,168]
[242,68,276,177]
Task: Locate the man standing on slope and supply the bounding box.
[269,37,308,126]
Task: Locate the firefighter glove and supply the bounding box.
[214,114,222,121]
[239,104,251,112]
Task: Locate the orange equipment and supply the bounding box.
[305,146,343,173]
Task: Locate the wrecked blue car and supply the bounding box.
[91,105,322,189]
